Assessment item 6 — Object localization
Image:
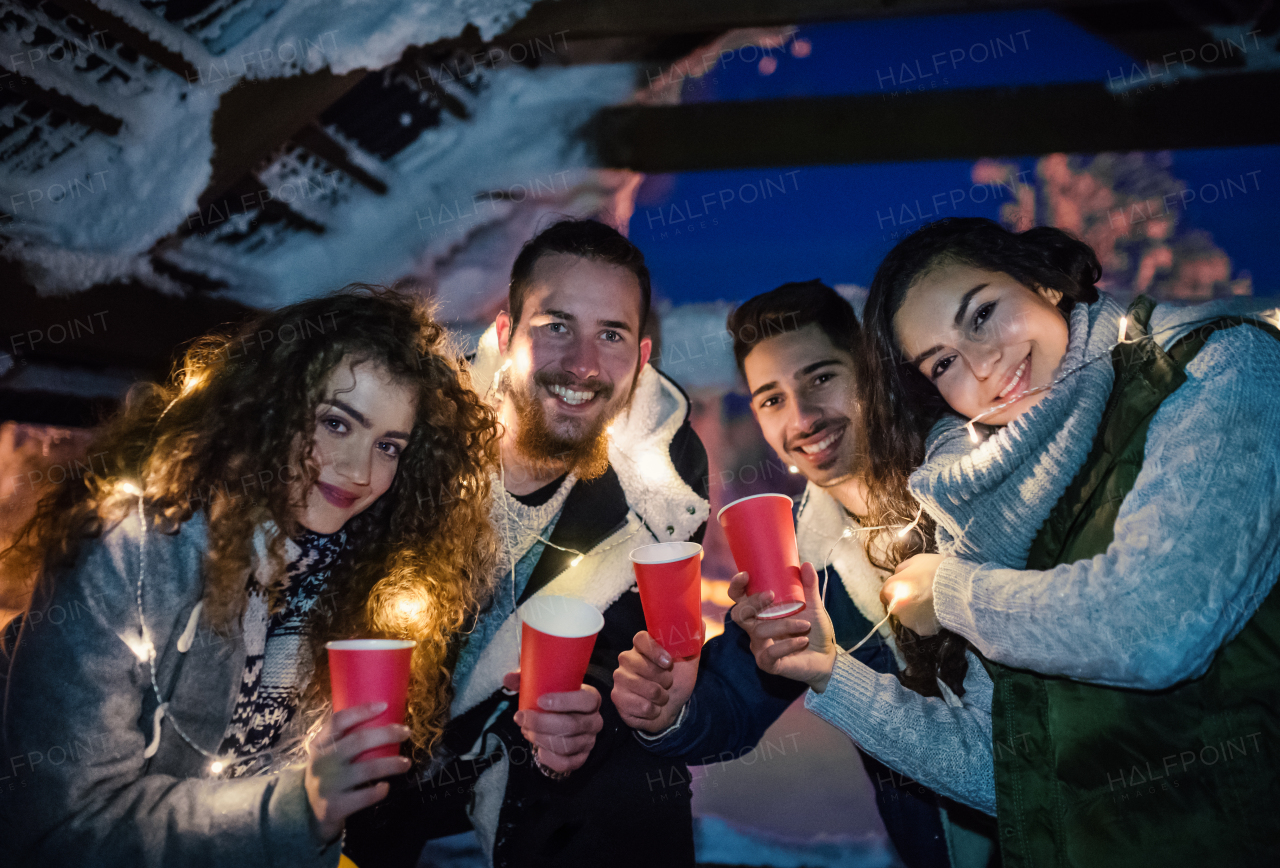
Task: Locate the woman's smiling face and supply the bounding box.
[893,262,1070,425]
[293,357,416,534]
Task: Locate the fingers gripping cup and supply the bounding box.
[630,542,705,660]
[326,639,416,762]
[517,595,605,713]
[718,493,805,620]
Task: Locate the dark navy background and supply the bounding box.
[634,11,1277,305]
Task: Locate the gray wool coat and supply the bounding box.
[0,510,341,868]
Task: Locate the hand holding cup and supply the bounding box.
[504,671,603,774]
[514,596,606,775]
[613,630,700,733]
[729,562,838,692]
[305,702,412,843]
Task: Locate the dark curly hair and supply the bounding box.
[860,218,1100,697]
[3,285,500,756]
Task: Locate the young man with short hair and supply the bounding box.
[345,219,709,868]
[612,280,996,868]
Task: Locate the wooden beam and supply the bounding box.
[0,389,118,428]
[0,256,251,379]
[587,70,1280,170]
[1060,2,1257,72]
[0,72,122,136]
[53,0,200,81]
[201,68,367,210]
[504,0,1118,39]
[291,123,388,194]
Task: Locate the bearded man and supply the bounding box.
[345,219,709,868]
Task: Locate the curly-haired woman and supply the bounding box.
[1,286,500,867]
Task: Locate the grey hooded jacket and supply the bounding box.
[1,510,341,868]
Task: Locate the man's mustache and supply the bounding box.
[785,417,850,453]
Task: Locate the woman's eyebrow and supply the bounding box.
[952,283,990,328]
[327,398,369,427]
[905,282,992,367]
[907,344,943,368]
[328,398,411,440]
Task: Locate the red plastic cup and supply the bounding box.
[630,542,705,660]
[326,639,416,761]
[718,493,805,620]
[517,595,605,713]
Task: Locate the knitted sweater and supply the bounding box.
[805,294,1280,814]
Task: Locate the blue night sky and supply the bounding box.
[634,11,1278,306]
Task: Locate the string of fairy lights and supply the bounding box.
[489,359,661,647]
[120,482,261,775]
[794,486,923,654]
[102,308,1276,775]
[964,312,1135,442]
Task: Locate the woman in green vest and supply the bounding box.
[728,217,1280,867]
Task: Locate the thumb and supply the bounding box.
[502,670,521,693]
[800,561,822,610]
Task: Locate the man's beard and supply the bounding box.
[505,369,635,482]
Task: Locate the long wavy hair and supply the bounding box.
[860,218,1100,696]
[3,285,500,756]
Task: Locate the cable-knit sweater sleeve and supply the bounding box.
[805,650,996,815]
[934,326,1280,689]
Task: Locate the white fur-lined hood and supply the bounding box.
[795,482,899,660]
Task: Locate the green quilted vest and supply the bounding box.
[985,296,1280,868]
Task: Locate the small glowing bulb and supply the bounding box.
[492,358,514,390]
[1118,315,1128,343]
[120,480,142,497]
[125,634,154,662]
[841,527,854,539]
[209,761,224,775]
[788,465,799,474]
[605,424,616,437]
[886,586,910,612]
[896,508,923,539]
[181,370,205,395]
[569,554,584,567]
[389,590,430,626]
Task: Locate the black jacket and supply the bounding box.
[346,391,709,868]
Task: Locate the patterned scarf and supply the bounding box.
[219,527,346,776]
[450,474,575,700]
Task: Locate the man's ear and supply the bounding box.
[496,310,513,355]
[638,336,652,371]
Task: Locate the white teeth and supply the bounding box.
[800,430,840,455]
[998,358,1029,400]
[549,384,596,405]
